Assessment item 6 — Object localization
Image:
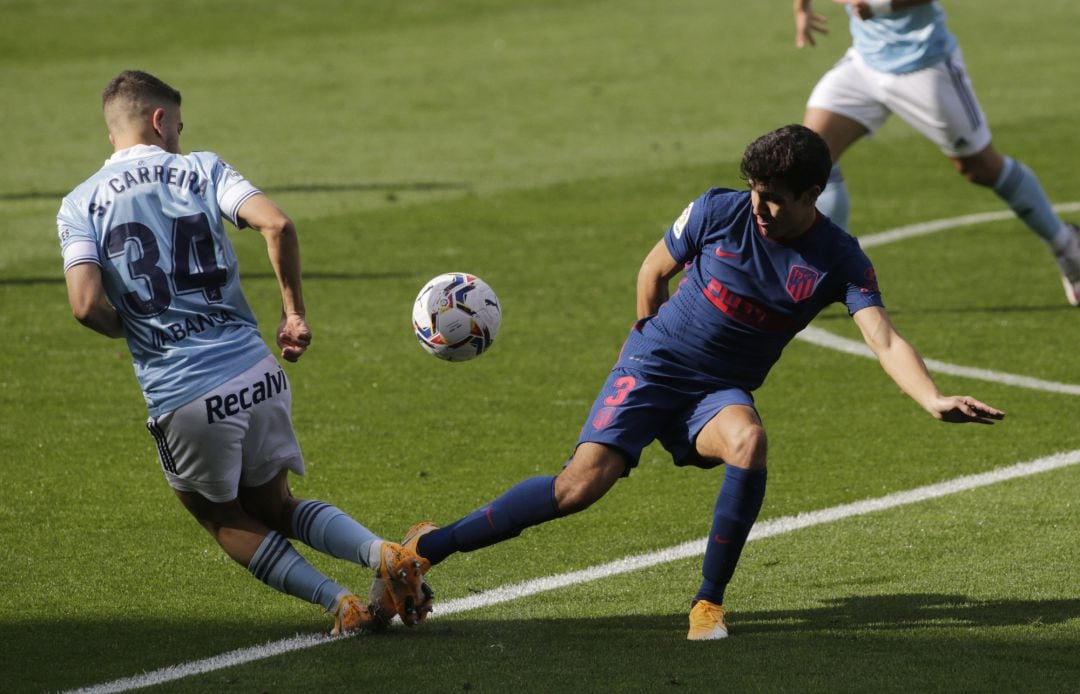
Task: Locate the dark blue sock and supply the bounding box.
[695,465,767,606]
[418,475,560,565]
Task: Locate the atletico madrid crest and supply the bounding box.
[785,265,820,302]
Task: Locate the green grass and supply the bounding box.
[2,1,1079,692]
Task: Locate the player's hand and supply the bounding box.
[277,312,312,363]
[930,396,1005,425]
[795,3,829,48]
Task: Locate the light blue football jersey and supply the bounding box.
[847,1,957,74]
[58,144,272,416]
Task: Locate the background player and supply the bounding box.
[794,0,1080,305]
[58,70,430,634]
[390,124,1004,640]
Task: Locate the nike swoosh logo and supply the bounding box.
[715,249,739,258]
[713,535,732,544]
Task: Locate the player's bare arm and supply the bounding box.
[64,262,124,338]
[237,193,311,362]
[794,0,828,48]
[833,0,936,21]
[852,306,1005,424]
[636,238,682,319]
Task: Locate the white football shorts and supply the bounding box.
[807,46,992,157]
[146,353,305,502]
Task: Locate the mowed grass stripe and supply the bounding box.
[66,448,1080,694]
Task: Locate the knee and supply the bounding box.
[185,498,248,535]
[240,491,298,536]
[953,154,1002,187]
[727,425,768,470]
[954,160,987,186]
[554,477,602,515]
[554,444,626,514]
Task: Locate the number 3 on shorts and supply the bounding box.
[603,376,636,407]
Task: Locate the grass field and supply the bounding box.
[2,1,1079,692]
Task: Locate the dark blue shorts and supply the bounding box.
[575,365,755,473]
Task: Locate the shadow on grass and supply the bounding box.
[9,593,1080,693]
[736,592,1078,632]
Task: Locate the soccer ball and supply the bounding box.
[412,273,501,361]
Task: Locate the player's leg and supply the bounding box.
[888,48,1080,304]
[236,365,431,626]
[411,365,661,567]
[683,403,768,640]
[240,471,385,570]
[804,108,868,230]
[148,357,374,633]
[953,145,1080,305]
[410,443,626,567]
[804,48,886,230]
[174,487,371,633]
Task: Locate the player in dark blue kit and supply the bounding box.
[392,125,1004,639]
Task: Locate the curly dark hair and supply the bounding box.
[739,124,832,197]
[102,70,181,111]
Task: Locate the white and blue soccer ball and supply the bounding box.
[412,273,501,362]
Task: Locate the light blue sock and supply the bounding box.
[993,156,1067,249]
[248,530,346,612]
[292,500,382,568]
[816,164,850,230]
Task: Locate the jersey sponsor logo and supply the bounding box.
[205,367,288,423]
[703,278,794,332]
[151,309,240,349]
[672,201,694,240]
[785,265,821,303]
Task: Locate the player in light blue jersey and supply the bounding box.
[59,70,430,634]
[794,0,1080,306]
[387,125,1003,640]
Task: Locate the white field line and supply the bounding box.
[801,200,1080,396]
[68,448,1080,694]
[858,201,1080,248]
[796,326,1080,396]
[67,206,1080,694]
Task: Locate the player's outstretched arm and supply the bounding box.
[65,262,125,338]
[794,0,829,48]
[237,193,311,363]
[852,306,1005,424]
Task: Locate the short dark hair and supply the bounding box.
[739,124,832,197]
[102,70,181,111]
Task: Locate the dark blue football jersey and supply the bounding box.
[622,188,883,391]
